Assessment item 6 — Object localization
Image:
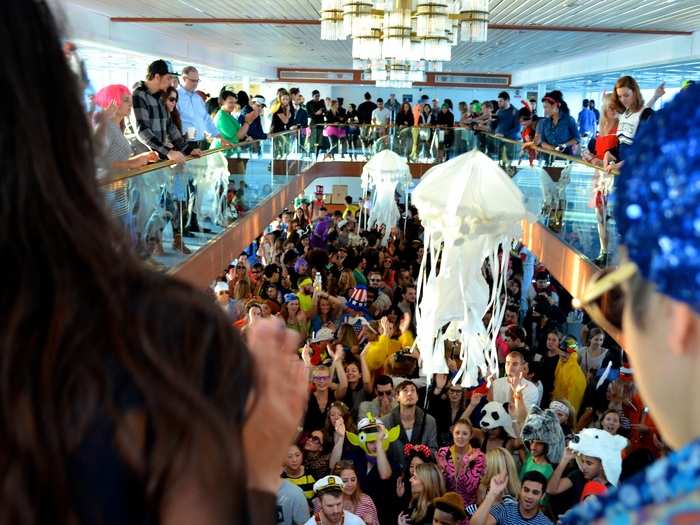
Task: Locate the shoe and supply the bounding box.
[172,233,192,255]
[182,228,196,238]
[594,253,608,267]
[202,227,212,234]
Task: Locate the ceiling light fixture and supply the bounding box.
[320,0,491,87]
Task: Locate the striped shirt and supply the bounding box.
[490,501,552,525]
[282,472,316,502]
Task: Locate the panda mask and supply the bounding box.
[479,401,516,438]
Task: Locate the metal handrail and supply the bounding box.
[101,128,301,185]
[480,132,619,175]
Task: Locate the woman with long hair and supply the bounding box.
[605,75,654,173]
[582,93,619,265]
[471,447,521,509]
[323,401,357,451]
[301,430,330,480]
[270,87,294,156]
[552,336,588,413]
[161,86,192,255]
[323,99,346,159]
[396,444,436,510]
[332,461,380,524]
[580,327,610,377]
[0,2,307,523]
[397,101,415,158]
[280,293,309,336]
[399,463,446,525]
[310,294,341,335]
[436,419,486,507]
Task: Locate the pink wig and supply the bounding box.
[94,84,131,109]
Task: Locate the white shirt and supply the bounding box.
[372,107,391,125]
[492,376,540,409]
[617,109,645,146]
[304,510,364,525]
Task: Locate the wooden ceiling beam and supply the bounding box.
[109,17,692,36]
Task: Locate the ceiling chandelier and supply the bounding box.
[321,0,490,86]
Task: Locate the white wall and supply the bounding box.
[329,85,515,106]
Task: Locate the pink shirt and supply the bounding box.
[437,447,486,506]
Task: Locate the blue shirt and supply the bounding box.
[577,108,597,135]
[239,105,267,140]
[176,86,219,141]
[495,105,521,140]
[536,113,580,148]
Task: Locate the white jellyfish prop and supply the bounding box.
[411,150,528,387]
[361,149,412,245]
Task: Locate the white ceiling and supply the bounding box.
[67,0,700,74]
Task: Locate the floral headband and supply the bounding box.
[403,443,433,461]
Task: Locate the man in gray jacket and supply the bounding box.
[381,380,438,467]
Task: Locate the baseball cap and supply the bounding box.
[147,59,178,77]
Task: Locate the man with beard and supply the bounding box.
[304,476,364,525]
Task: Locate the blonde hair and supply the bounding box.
[478,448,520,503]
[411,463,445,522]
[232,279,252,301]
[312,364,330,376]
[598,94,618,136]
[338,269,356,297]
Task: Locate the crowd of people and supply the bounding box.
[84,49,684,525]
[92,52,672,274]
[206,172,668,525]
[5,1,700,525]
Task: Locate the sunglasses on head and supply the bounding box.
[574,260,637,343]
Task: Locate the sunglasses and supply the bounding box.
[574,260,637,343]
[376,390,393,397]
[308,435,322,445]
[167,96,177,102]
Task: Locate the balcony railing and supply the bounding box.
[99,124,615,306]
